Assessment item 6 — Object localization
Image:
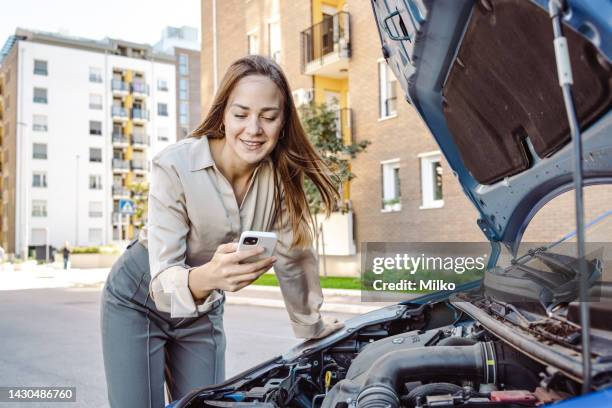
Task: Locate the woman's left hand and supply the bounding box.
[307,316,345,340]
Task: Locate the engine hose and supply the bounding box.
[403,383,463,408]
[356,342,499,408]
[436,336,478,346]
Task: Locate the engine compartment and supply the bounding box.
[176,300,606,408]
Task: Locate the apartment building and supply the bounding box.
[0,28,177,257]
[154,26,202,139]
[200,1,611,274]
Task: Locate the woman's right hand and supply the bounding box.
[188,242,276,300]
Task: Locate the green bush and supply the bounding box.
[71,245,120,255]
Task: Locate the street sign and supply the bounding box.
[119,199,135,215]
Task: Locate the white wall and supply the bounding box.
[15,40,177,253]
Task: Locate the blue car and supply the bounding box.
[169,1,611,406]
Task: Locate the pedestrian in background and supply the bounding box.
[100,55,344,408]
[62,241,71,270]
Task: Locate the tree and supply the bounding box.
[298,102,370,214]
[127,181,149,230]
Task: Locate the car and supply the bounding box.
[168,0,611,406]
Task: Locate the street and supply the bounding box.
[0,287,354,407]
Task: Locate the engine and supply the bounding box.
[184,301,591,408]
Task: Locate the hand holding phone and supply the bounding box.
[237,231,278,263]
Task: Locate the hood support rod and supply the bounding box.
[548,0,591,393]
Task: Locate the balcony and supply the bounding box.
[131,133,149,147]
[301,12,351,78]
[131,81,149,96]
[131,108,149,123]
[112,132,129,147]
[112,186,130,197]
[111,79,129,94]
[112,158,130,173]
[131,159,149,173]
[112,106,129,121]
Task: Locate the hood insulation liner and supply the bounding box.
[442,0,611,185]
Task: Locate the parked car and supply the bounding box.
[169,0,611,406]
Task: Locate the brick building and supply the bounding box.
[199,0,611,275]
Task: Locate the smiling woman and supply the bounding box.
[100,55,344,408]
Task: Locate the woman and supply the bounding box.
[101,55,344,407]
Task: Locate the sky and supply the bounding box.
[0,0,201,48]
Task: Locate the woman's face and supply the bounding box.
[222,74,284,166]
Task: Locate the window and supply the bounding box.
[31,228,47,246]
[89,201,103,218]
[33,87,48,104]
[419,152,444,209]
[32,200,47,217]
[268,19,281,63]
[32,143,47,159]
[34,59,48,76]
[89,94,103,110]
[89,120,102,136]
[381,159,401,212]
[247,31,259,54]
[179,78,188,100]
[89,147,102,163]
[33,115,48,131]
[378,61,397,118]
[88,228,103,245]
[157,78,168,91]
[89,174,103,189]
[157,103,168,117]
[89,67,102,83]
[178,54,188,76]
[179,101,189,125]
[157,127,169,142]
[32,171,47,188]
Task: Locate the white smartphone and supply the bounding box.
[237,231,278,263]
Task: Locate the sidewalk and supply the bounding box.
[0,264,394,314]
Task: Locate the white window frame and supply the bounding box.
[32,171,47,188]
[89,201,103,218]
[157,78,168,91]
[89,67,103,83]
[32,114,48,132]
[247,28,259,55]
[378,59,397,119]
[32,200,48,217]
[157,103,168,117]
[32,143,47,160]
[89,93,103,110]
[419,151,444,209]
[34,59,48,76]
[89,174,103,190]
[89,120,102,136]
[157,127,169,142]
[268,17,281,63]
[33,87,48,104]
[381,158,401,212]
[89,147,102,163]
[179,101,189,125]
[88,228,103,245]
[178,54,188,76]
[179,78,188,100]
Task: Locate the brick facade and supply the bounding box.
[200,0,611,255]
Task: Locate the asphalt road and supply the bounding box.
[0,287,354,408]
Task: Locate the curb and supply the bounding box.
[225,295,382,314]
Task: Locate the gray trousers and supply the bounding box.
[100,241,226,408]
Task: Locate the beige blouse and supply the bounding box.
[138,136,324,338]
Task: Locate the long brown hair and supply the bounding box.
[191,55,339,248]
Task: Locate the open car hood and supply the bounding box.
[371,0,612,253]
